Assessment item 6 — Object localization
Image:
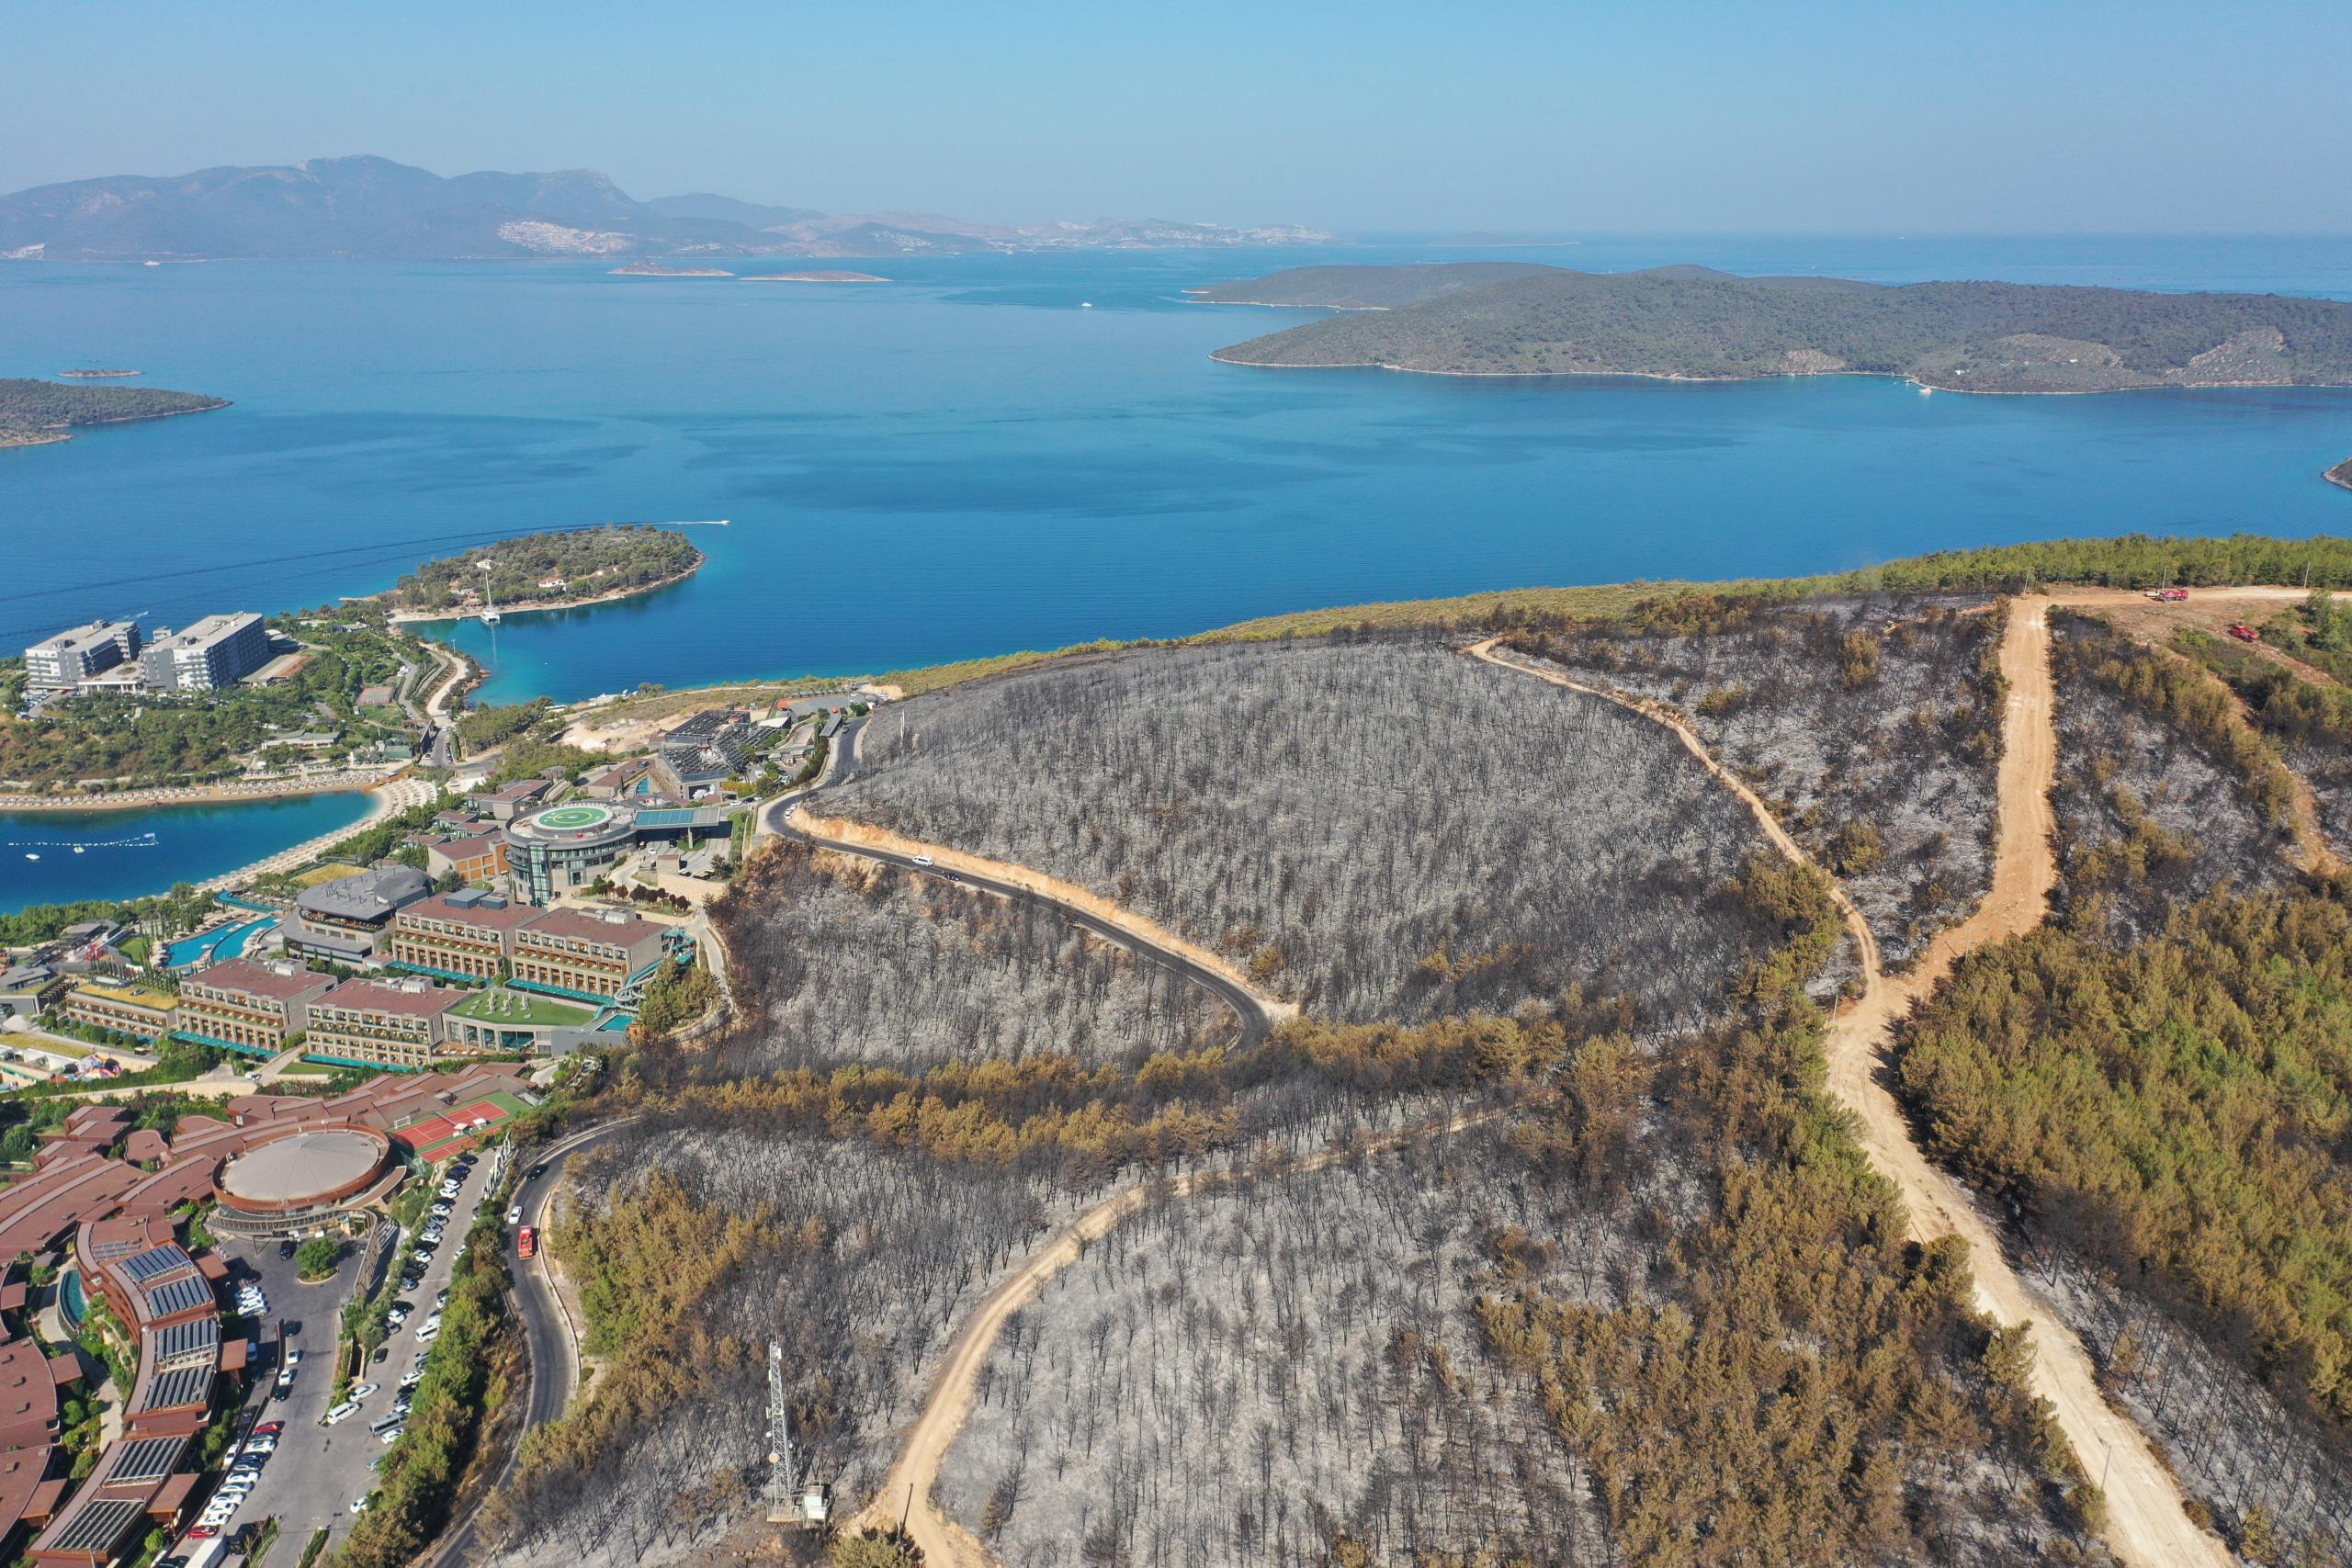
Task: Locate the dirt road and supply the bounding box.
[1471,611,2231,1568]
[848,1110,1501,1567]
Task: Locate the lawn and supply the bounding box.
[448,990,594,1028]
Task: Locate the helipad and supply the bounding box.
[217,1125,391,1214]
[532,803,616,830]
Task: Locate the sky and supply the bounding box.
[6,0,2349,234]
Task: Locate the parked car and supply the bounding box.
[285,1348,303,1369]
[322,1402,360,1426]
[254,1421,283,1437]
[351,1496,372,1514]
[412,1247,433,1264]
[379,1424,406,1445]
[505,1204,524,1225]
[352,1382,379,1400]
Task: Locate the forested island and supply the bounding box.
[387,523,705,618]
[0,377,227,448]
[1204,264,2352,393]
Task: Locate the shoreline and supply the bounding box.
[3,399,233,448]
[194,777,432,893]
[2328,457,2352,492]
[385,561,702,626]
[1204,351,2346,399]
[0,768,401,816]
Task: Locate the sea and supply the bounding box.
[3,233,2351,908]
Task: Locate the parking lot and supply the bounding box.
[184,1148,505,1557]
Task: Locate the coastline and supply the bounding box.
[193,776,435,893]
[1,398,232,448]
[385,561,702,625]
[2328,457,2352,492]
[1204,351,2343,399]
[0,766,402,815]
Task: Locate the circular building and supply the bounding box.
[213,1124,395,1236]
[506,800,639,904]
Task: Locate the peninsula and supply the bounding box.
[741,269,888,283]
[0,377,228,448]
[1203,264,2352,394]
[2330,457,2352,492]
[386,523,705,621]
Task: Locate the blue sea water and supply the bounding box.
[0,793,371,913]
[2,235,2351,906]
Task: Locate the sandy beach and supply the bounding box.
[0,765,407,814]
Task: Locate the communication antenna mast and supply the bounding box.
[765,1341,796,1506]
[766,1342,831,1528]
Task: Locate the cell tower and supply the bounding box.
[766,1342,831,1528]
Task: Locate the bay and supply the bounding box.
[2,236,2351,909]
[0,792,374,913]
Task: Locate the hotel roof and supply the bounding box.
[400,892,541,930]
[519,908,666,947]
[187,957,334,1000]
[317,977,464,1019]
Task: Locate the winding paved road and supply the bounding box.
[422,1120,638,1568]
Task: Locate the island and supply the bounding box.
[610,263,735,277]
[0,378,228,448]
[59,367,142,378]
[741,270,888,284]
[385,523,706,621]
[1201,264,2352,394]
[2330,457,2352,493]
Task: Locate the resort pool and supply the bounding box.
[59,1268,85,1331]
[162,912,279,970]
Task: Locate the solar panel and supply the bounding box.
[119,1245,193,1283]
[144,1274,212,1317]
[154,1318,220,1365]
[110,1433,187,1482]
[139,1363,212,1412]
[51,1495,143,1554]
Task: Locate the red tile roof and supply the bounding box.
[399,894,539,931]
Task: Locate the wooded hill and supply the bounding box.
[1190,261,1557,310]
[1205,265,2352,392]
[0,378,227,443]
[390,524,702,613]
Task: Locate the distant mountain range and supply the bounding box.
[0,155,1338,262]
[1200,263,2352,393]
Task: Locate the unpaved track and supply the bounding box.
[788,804,1299,1024]
[1471,610,2231,1568]
[848,1108,1502,1566]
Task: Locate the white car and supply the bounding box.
[505,1204,523,1225]
[351,1496,373,1514]
[416,1326,440,1346]
[323,1402,360,1426]
[242,1438,277,1454]
[352,1382,379,1400]
[286,1348,304,1369]
[910,853,934,866]
[387,1308,409,1327]
[379,1424,405,1445]
[412,1247,433,1264]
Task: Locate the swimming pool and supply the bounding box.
[162,912,279,970]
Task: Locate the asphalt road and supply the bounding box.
[209,1150,502,1557]
[763,713,1272,1050]
[423,1120,636,1568]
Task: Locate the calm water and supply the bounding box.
[0,793,372,912]
[3,235,2352,906]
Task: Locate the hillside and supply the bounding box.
[0,377,227,446]
[0,154,1336,262]
[1206,264,2352,392]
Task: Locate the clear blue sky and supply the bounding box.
[6,0,2347,233]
